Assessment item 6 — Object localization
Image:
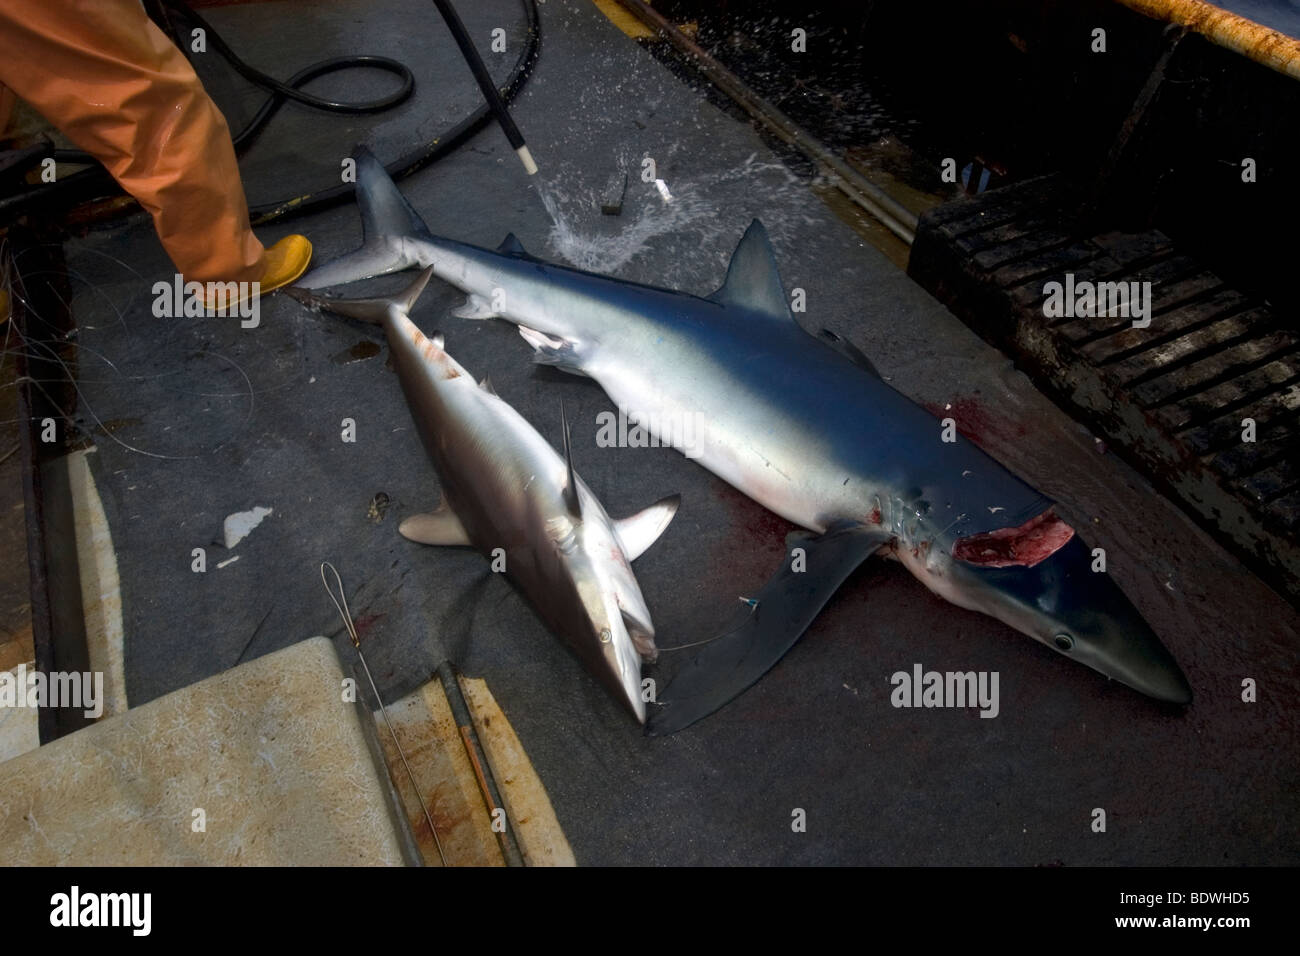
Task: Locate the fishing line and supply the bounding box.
[1,240,279,456]
[655,596,761,652]
[320,561,448,867]
[14,243,148,338]
[3,293,257,461]
[932,512,970,544]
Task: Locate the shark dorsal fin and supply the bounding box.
[479,376,496,395]
[709,220,791,320]
[496,232,530,258]
[355,146,436,244]
[560,401,581,518]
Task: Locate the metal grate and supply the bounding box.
[909,174,1300,601]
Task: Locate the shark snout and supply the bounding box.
[1037,541,1192,705]
[955,537,1192,706]
[573,589,648,723]
[1128,651,1193,705]
[602,616,648,724]
[1067,614,1192,705]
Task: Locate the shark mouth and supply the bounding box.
[951,508,1075,568]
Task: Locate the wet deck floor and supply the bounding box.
[51,0,1299,864]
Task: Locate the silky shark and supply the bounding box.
[295,148,1193,734]
[287,268,678,723]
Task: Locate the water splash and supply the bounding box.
[531,150,812,285]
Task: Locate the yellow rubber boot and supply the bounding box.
[204,234,312,312]
[258,234,313,294]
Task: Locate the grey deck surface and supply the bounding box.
[59,0,1298,865]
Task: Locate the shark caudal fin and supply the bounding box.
[295,146,435,290]
[646,521,888,736]
[286,266,434,324]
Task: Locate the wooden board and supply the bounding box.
[459,676,576,867]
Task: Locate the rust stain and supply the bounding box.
[1119,0,1300,79]
[412,327,441,362]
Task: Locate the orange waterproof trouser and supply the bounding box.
[0,0,265,284]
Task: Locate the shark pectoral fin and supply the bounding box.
[614,494,681,561]
[398,506,471,547]
[518,326,586,376]
[295,147,433,290]
[645,521,888,736]
[708,220,794,321]
[451,294,499,320]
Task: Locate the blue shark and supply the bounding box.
[288,268,677,723]
[295,148,1192,734]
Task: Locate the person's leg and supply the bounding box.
[0,0,289,286]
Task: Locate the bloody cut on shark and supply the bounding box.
[952,509,1076,568]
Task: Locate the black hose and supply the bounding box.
[1,0,541,226]
[249,0,541,223]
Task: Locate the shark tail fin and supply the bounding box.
[287,266,434,325]
[295,146,435,290]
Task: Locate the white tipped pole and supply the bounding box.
[516,144,538,176]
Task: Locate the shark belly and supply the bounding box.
[579,319,883,532]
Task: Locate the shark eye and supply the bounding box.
[1054,633,1074,651]
[599,628,612,644]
